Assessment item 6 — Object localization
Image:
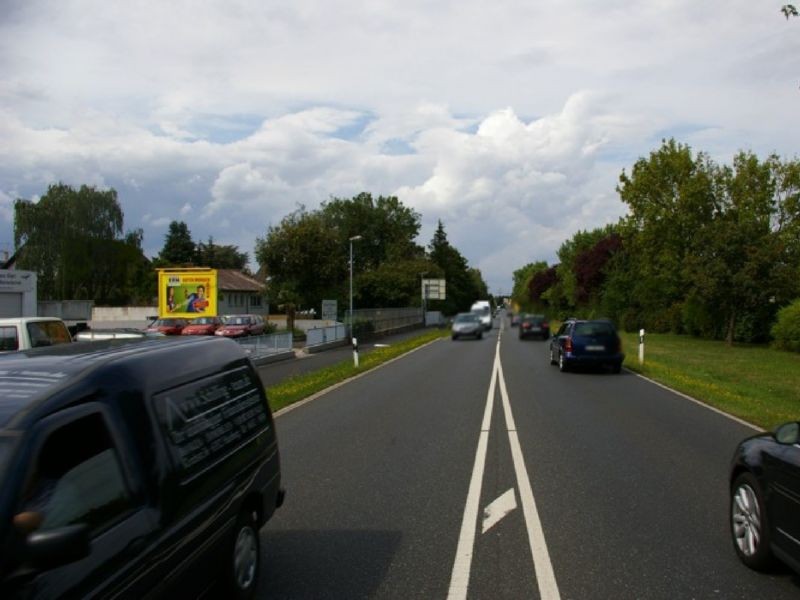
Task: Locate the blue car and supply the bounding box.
[549,319,624,373]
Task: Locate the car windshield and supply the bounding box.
[574,322,615,336]
[455,314,478,323]
[154,319,178,326]
[192,317,216,325]
[226,317,249,325]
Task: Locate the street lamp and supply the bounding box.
[419,272,427,327]
[349,235,362,335]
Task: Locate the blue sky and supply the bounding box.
[1,0,798,296]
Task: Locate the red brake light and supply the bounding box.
[565,337,573,352]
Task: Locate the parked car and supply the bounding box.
[145,317,188,336]
[215,315,266,338]
[451,312,483,340]
[519,314,550,340]
[182,316,224,336]
[0,318,72,352]
[0,336,283,599]
[729,421,800,575]
[549,318,624,373]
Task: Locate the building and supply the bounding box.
[217,269,268,316]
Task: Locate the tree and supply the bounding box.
[157,221,196,265]
[617,139,716,331]
[511,261,548,310]
[428,220,486,315]
[782,4,798,19]
[14,183,146,303]
[254,208,343,312]
[196,237,249,271]
[320,192,424,267]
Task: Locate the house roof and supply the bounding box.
[217,269,264,293]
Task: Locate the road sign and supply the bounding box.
[422,278,446,300]
[321,299,338,321]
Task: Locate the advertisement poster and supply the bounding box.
[158,269,217,318]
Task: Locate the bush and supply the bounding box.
[772,300,800,352]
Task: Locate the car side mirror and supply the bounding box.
[24,522,90,570]
[775,422,800,445]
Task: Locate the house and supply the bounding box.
[217,269,268,316]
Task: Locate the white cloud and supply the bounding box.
[1,0,798,292]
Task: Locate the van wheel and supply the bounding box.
[228,509,260,599]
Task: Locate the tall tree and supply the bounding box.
[428,220,486,314]
[196,236,249,271]
[14,183,144,302]
[157,221,196,265]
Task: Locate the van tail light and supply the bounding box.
[564,337,573,352]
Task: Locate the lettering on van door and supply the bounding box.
[153,367,269,479]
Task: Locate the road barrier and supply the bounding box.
[306,323,348,347]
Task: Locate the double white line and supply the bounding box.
[447,329,560,600]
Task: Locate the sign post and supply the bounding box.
[638,329,645,365]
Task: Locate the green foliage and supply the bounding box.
[14,183,149,303]
[196,236,249,270]
[157,221,196,265]
[427,221,487,315]
[782,4,798,19]
[772,300,800,352]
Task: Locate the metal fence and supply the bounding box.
[344,307,423,334]
[233,331,293,358]
[306,323,348,347]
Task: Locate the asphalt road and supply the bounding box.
[256,327,437,388]
[255,315,800,598]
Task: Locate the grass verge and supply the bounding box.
[619,330,800,430]
[267,328,450,412]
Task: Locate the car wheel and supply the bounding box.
[731,472,773,570]
[558,352,568,372]
[452,334,458,341]
[477,331,483,340]
[228,509,260,599]
[549,347,557,366]
[612,362,622,374]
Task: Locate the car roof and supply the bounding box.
[0,317,66,325]
[0,336,249,431]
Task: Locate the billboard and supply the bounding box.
[422,278,446,300]
[158,269,218,318]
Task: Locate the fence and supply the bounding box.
[233,331,293,359]
[306,323,348,347]
[344,307,423,335]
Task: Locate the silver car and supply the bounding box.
[451,312,483,340]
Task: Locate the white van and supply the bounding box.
[470,300,493,330]
[0,317,73,351]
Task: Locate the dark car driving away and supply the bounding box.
[729,421,800,576]
[549,318,624,373]
[518,314,550,340]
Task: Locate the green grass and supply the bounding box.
[267,328,450,412]
[619,330,800,429]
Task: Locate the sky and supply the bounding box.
[1,1,798,296]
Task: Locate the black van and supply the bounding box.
[0,336,283,599]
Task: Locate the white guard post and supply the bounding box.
[638,329,645,365]
[352,336,359,367]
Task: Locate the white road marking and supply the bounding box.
[447,351,498,600]
[374,343,390,347]
[482,488,518,534]
[497,360,561,600]
[629,371,760,431]
[448,325,561,600]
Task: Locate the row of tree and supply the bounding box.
[255,192,488,315]
[13,185,488,315]
[512,139,800,344]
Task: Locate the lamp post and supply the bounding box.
[348,235,362,335]
[419,272,427,327]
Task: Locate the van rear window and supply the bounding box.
[0,327,19,351]
[153,366,269,480]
